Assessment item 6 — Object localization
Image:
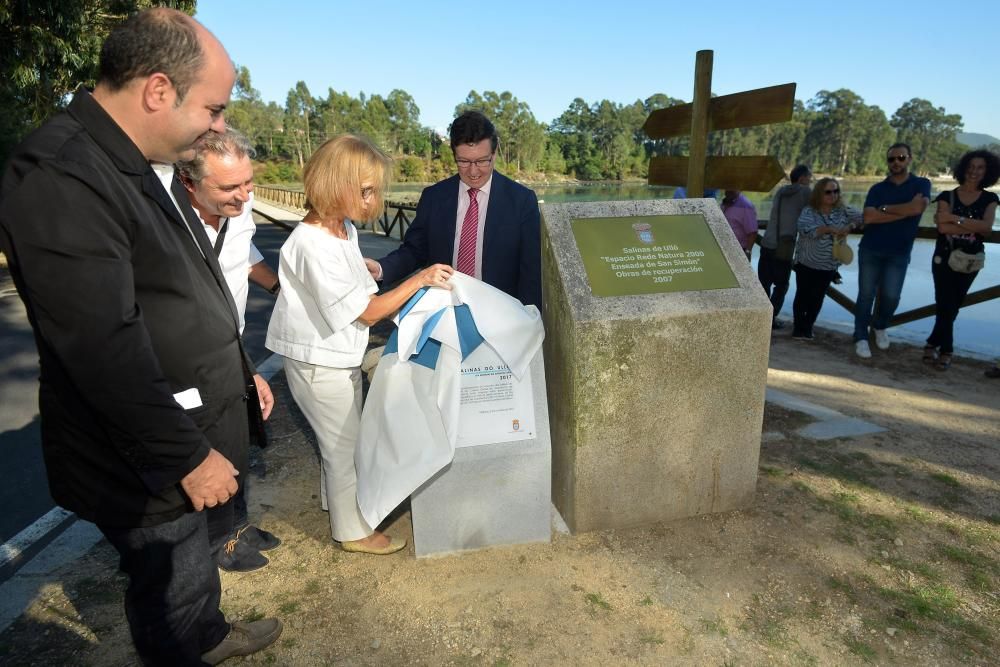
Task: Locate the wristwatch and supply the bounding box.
[879,205,888,213]
[267,280,281,295]
[956,217,964,226]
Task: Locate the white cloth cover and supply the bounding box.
[356,273,544,528]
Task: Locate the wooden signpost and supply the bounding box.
[643,50,796,196]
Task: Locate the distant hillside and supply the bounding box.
[956,132,1000,148]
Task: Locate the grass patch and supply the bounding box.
[278,601,300,615]
[638,630,665,645]
[929,472,961,488]
[844,636,877,662]
[638,596,653,606]
[826,575,856,601]
[698,617,728,637]
[303,579,322,595]
[584,592,611,611]
[243,607,265,622]
[903,505,933,523]
[884,556,942,582]
[760,465,785,477]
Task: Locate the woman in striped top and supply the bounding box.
[791,178,862,339]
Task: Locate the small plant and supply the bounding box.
[638,630,665,645]
[844,636,876,662]
[303,579,322,595]
[699,617,728,637]
[243,607,265,622]
[584,592,611,611]
[638,596,653,606]
[278,601,300,615]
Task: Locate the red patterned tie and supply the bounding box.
[456,187,479,276]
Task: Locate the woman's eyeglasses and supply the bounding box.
[824,188,840,195]
[360,187,375,200]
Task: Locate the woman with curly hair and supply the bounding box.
[924,150,999,370]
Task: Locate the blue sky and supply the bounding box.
[195,1,1000,142]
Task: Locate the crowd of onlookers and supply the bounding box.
[718,145,999,377]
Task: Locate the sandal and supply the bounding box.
[935,354,952,372]
[922,345,937,364]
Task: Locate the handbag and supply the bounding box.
[832,237,853,265]
[946,191,985,274]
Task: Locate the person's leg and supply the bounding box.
[99,512,230,666]
[853,248,883,341]
[771,256,793,315]
[795,265,828,336]
[926,257,950,349]
[757,247,776,298]
[791,264,810,336]
[284,358,371,542]
[806,269,836,334]
[871,252,910,331]
[936,266,978,355]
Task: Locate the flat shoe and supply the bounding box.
[935,354,952,372]
[340,536,407,555]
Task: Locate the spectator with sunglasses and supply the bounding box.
[790,178,862,340]
[852,143,930,358]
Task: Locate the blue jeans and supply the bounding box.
[853,248,910,341]
[99,511,230,666]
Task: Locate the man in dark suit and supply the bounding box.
[365,110,542,307]
[0,8,280,665]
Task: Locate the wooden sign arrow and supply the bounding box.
[648,155,786,192]
[643,83,796,139]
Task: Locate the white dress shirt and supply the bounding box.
[452,174,493,279]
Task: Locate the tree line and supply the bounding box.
[0,2,985,185]
[228,70,975,184]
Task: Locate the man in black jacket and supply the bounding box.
[0,9,280,665]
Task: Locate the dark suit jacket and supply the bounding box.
[0,89,252,527]
[378,171,542,307]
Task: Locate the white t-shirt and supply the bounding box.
[265,220,377,367]
[197,192,264,334]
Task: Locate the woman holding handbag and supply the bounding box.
[790,178,862,340]
[924,150,999,370]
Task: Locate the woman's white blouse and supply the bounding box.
[265,221,377,368]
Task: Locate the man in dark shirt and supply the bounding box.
[0,9,280,664]
[853,143,931,358]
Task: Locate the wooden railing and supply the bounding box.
[755,222,1000,329]
[253,184,416,240]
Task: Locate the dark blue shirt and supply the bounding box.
[861,174,932,256]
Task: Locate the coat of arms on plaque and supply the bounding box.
[632,222,654,244]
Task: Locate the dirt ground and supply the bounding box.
[0,326,997,666]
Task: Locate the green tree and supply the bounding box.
[284,81,316,168]
[890,98,964,175]
[802,89,888,174]
[0,0,196,165]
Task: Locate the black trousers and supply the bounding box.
[758,247,793,319]
[99,511,230,666]
[927,256,978,354]
[792,263,837,336]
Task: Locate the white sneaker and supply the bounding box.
[855,340,872,359]
[874,329,890,350]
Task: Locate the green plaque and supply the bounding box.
[571,214,738,296]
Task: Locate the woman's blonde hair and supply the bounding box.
[303,134,391,222]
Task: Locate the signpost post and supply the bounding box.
[643,50,795,196]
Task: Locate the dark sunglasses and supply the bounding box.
[887,155,909,163]
[824,188,840,194]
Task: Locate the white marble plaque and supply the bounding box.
[456,344,536,448]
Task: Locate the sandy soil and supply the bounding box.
[1,326,997,666]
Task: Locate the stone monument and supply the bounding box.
[541,198,770,533]
[410,342,551,558]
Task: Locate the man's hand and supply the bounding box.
[253,373,274,420]
[180,449,239,511]
[364,258,382,281]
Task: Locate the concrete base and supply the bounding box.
[410,350,551,557]
[541,198,772,533]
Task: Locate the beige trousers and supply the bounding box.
[283,358,372,542]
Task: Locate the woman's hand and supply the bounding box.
[419,263,454,290]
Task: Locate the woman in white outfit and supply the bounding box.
[266,135,452,554]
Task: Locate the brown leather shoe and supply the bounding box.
[201,618,283,665]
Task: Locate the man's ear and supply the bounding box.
[142,73,174,112]
[178,172,196,194]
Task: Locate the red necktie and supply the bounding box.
[456,188,479,276]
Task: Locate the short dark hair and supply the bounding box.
[449,110,498,152]
[888,142,912,157]
[953,149,1000,189]
[98,8,204,101]
[789,164,811,183]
